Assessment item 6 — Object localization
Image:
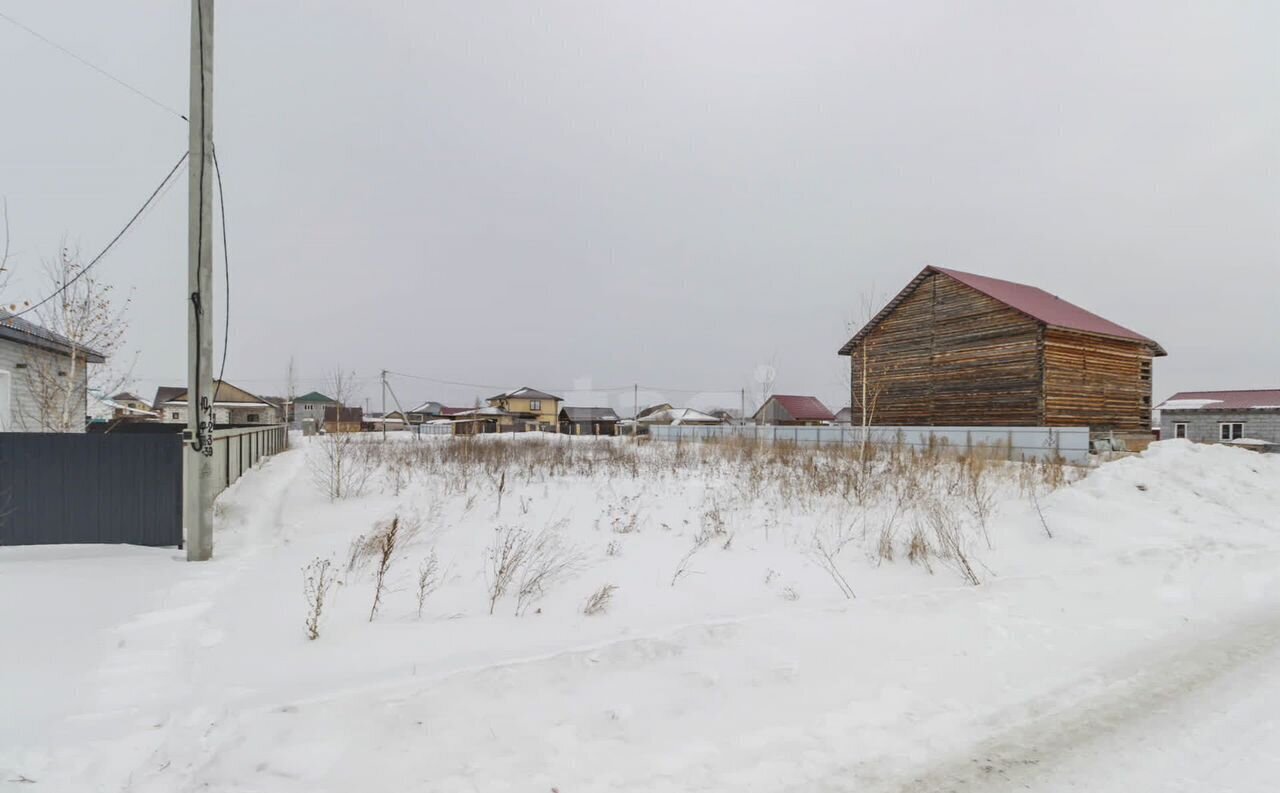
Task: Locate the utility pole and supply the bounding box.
[740,388,745,426]
[632,383,638,440]
[184,0,215,561]
[380,368,387,441]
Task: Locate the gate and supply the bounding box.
[0,433,182,546]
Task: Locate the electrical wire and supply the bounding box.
[0,9,187,122]
[213,144,229,392]
[3,151,189,320]
[385,370,635,394]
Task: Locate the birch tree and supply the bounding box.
[19,243,133,432]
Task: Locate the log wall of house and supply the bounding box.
[849,272,1042,426]
[1042,329,1152,432]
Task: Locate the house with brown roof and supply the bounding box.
[1156,390,1280,451]
[838,266,1165,436]
[156,380,281,427]
[754,395,836,426]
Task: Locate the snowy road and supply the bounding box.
[864,609,1280,792]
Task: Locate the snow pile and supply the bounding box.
[3,437,1279,791]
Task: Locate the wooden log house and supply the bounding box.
[838,266,1166,434]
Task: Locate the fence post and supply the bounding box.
[1007,429,1014,461]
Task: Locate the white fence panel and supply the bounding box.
[647,424,1090,463]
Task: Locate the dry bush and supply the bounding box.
[515,522,584,616]
[671,530,712,586]
[807,521,856,599]
[923,496,982,586]
[415,550,441,619]
[906,522,933,572]
[582,583,618,616]
[486,521,582,616]
[485,525,529,615]
[302,557,339,640]
[311,432,374,501]
[605,539,622,557]
[368,515,405,621]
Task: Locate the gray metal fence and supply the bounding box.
[647,424,1091,463]
[191,424,288,504]
[0,433,183,546]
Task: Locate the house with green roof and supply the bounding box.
[291,391,336,426]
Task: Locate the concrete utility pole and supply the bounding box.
[380,369,387,441]
[632,383,638,440]
[185,0,215,561]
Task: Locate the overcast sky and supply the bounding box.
[2,1,1276,414]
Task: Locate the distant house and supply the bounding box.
[449,406,509,435]
[636,403,673,420]
[754,395,835,426]
[487,387,563,431]
[406,400,446,424]
[0,310,105,432]
[292,391,337,425]
[364,411,408,431]
[323,405,363,433]
[637,407,726,426]
[87,391,156,425]
[156,380,281,426]
[559,406,620,436]
[1156,390,1280,451]
[832,407,853,426]
[838,266,1165,436]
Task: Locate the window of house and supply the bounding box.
[1174,423,1187,439]
[1220,422,1244,441]
[529,400,541,411]
[305,404,313,411]
[247,413,260,423]
[171,411,180,420]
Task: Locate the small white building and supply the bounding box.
[155,380,281,426]
[0,311,105,432]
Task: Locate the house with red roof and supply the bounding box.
[1155,390,1280,450]
[754,395,836,426]
[838,266,1165,436]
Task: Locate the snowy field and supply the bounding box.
[3,435,1280,791]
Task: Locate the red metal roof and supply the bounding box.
[1158,390,1280,410]
[768,395,835,422]
[931,267,1162,350]
[839,266,1166,356]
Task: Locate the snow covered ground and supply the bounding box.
[2,436,1279,791]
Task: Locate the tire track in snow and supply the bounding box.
[835,605,1280,793]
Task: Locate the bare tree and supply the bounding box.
[19,243,133,431]
[0,199,13,298]
[310,367,369,500]
[848,290,890,466]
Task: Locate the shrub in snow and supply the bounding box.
[582,583,617,616]
[671,530,712,587]
[415,550,441,619]
[310,431,373,501]
[302,557,339,641]
[807,521,856,599]
[923,496,982,586]
[367,515,406,622]
[485,521,583,616]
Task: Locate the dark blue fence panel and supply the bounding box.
[0,433,182,547]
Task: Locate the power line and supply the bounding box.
[385,370,635,393]
[213,144,230,389]
[0,10,187,122]
[4,151,189,320]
